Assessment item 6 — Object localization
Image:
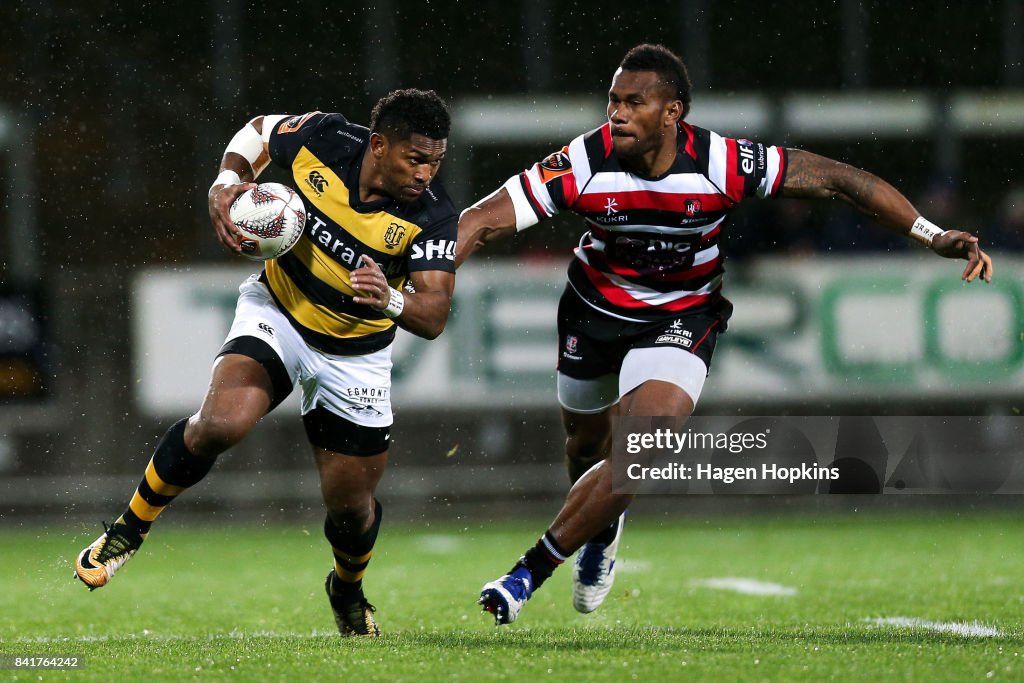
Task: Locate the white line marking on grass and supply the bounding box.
[415,534,463,553]
[616,558,651,574]
[866,617,1002,637]
[11,630,336,644]
[691,577,797,596]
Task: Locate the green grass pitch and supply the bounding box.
[1,510,1021,681]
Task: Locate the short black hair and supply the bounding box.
[369,88,450,141]
[619,44,692,118]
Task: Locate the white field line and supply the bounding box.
[690,577,798,596]
[414,534,464,553]
[6,630,337,644]
[615,558,652,574]
[866,617,1003,637]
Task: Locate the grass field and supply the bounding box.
[1,510,1021,681]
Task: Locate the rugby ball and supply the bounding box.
[228,182,306,261]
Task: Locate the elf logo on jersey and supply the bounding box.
[384,222,406,249]
[736,139,766,175]
[685,199,702,217]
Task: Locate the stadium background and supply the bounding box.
[1,0,1023,523]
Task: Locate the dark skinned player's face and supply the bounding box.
[607,69,678,159]
[376,132,447,203]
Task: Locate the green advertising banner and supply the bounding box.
[133,256,1023,415]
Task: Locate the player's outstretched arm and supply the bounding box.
[455,188,519,268]
[780,148,993,282]
[351,257,454,340]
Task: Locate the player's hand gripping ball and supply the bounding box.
[228,183,306,261]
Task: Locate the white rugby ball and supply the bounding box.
[228,182,307,261]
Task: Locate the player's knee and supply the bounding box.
[325,497,375,535]
[186,414,251,456]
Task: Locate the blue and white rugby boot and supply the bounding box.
[572,513,626,613]
[479,565,533,625]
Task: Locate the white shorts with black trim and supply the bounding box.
[223,275,393,428]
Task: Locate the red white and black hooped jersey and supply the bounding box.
[509,122,787,323]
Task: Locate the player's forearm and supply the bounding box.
[455,221,515,268]
[216,153,256,184]
[455,189,521,268]
[781,148,919,235]
[391,290,451,340]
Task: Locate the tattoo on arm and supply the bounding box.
[780,148,916,229]
[782,149,855,201]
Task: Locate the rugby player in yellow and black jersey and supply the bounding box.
[73,89,456,638]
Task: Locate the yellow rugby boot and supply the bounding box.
[74,522,144,590]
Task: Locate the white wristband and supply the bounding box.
[910,216,946,246]
[382,287,405,318]
[212,169,241,189]
[502,175,542,231]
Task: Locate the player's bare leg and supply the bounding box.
[563,405,616,483]
[565,383,690,612]
[185,354,274,455]
[317,447,388,637]
[555,381,693,550]
[480,380,693,624]
[75,354,272,589]
[562,405,627,612]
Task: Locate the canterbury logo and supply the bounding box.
[383,222,407,249]
[258,322,274,336]
[306,171,328,196]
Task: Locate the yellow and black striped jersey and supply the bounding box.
[264,112,457,355]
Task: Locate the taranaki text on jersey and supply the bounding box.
[263,112,457,355]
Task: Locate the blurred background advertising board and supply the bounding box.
[132,256,1024,415]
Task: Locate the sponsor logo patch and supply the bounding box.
[537,147,573,183]
[656,334,693,348]
[344,387,389,404]
[410,239,456,261]
[656,322,693,347]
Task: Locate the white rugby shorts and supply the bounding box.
[223,275,393,428]
[556,346,709,414]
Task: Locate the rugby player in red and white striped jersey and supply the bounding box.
[458,44,993,626]
[513,110,785,322]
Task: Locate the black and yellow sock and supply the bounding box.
[324,499,383,597]
[116,418,216,539]
[517,531,568,590]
